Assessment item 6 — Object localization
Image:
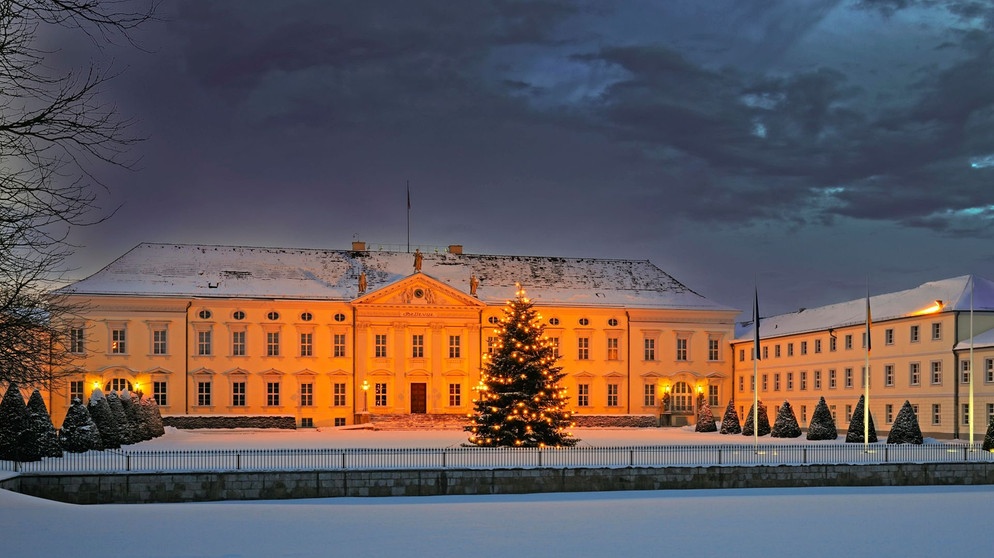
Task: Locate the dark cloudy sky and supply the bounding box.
[54,0,994,317]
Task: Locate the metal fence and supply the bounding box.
[3,443,993,474]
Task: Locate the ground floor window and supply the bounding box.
[333,383,346,406]
[375,383,388,407]
[70,380,84,403]
[577,384,589,407]
[232,382,246,406]
[267,382,280,406]
[932,404,941,425]
[105,378,133,393]
[197,381,211,406]
[334,417,346,427]
[153,381,167,406]
[607,383,619,407]
[672,382,692,412]
[448,383,461,406]
[300,417,314,428]
[708,385,719,407]
[643,383,655,407]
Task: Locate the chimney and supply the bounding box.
[352,241,366,251]
[448,244,463,255]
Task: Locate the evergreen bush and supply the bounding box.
[887,400,924,445]
[719,399,741,434]
[742,400,771,437]
[806,397,838,440]
[88,389,123,448]
[983,414,994,452]
[59,398,104,453]
[771,400,802,438]
[26,389,62,458]
[0,383,29,461]
[695,396,717,432]
[845,395,878,443]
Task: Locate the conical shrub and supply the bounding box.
[695,398,717,432]
[139,395,165,438]
[59,398,104,453]
[720,399,741,434]
[806,396,838,440]
[88,389,123,449]
[845,395,878,443]
[742,400,771,437]
[771,401,802,438]
[983,414,994,452]
[26,389,62,458]
[888,400,923,445]
[0,383,29,461]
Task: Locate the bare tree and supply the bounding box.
[0,0,155,387]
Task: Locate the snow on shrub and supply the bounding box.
[59,398,104,453]
[742,400,771,437]
[0,383,29,461]
[26,389,62,458]
[845,395,878,443]
[720,399,741,434]
[887,400,923,445]
[806,397,838,440]
[695,396,717,432]
[88,388,123,449]
[771,400,802,438]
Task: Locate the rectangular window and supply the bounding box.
[800,341,808,355]
[197,330,212,356]
[830,405,837,421]
[787,343,794,357]
[334,417,346,427]
[578,337,590,360]
[961,360,971,384]
[762,346,768,360]
[963,403,970,425]
[644,384,656,407]
[862,332,868,349]
[708,385,719,407]
[70,327,85,354]
[333,333,346,357]
[111,328,126,354]
[885,364,895,387]
[375,383,388,407]
[449,383,461,406]
[988,358,994,383]
[885,404,893,424]
[375,334,387,358]
[989,403,994,424]
[486,336,496,355]
[775,344,781,358]
[550,337,560,358]
[739,349,745,362]
[885,328,894,345]
[845,404,852,423]
[148,381,166,406]
[910,325,920,343]
[814,339,822,353]
[607,384,619,407]
[931,322,941,340]
[931,361,942,385]
[787,372,794,391]
[708,338,720,361]
[232,382,246,406]
[300,383,313,406]
[774,373,780,391]
[153,329,167,355]
[232,331,246,356]
[197,381,211,406]
[932,403,941,425]
[845,368,853,389]
[801,405,807,424]
[676,338,688,361]
[800,371,807,391]
[829,369,837,389]
[762,374,768,391]
[267,382,280,406]
[267,331,280,356]
[751,376,755,392]
[910,362,921,386]
[301,418,314,428]
[844,334,853,350]
[738,376,744,392]
[448,335,461,358]
[70,380,84,402]
[412,334,424,358]
[814,370,822,390]
[644,338,656,361]
[300,332,313,357]
[829,336,837,352]
[607,338,619,360]
[577,384,589,407]
[333,383,346,406]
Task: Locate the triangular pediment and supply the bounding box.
[354,273,486,309]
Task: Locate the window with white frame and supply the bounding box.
[676,337,688,361]
[787,343,794,357]
[197,330,212,356]
[910,325,920,343]
[960,360,970,384]
[708,385,719,407]
[333,383,346,406]
[267,382,280,406]
[885,404,893,424]
[374,334,387,358]
[448,335,461,358]
[232,382,245,406]
[412,333,425,360]
[814,370,822,390]
[762,346,768,359]
[708,337,720,361]
[375,383,388,406]
[800,371,807,390]
[830,405,837,421]
[300,383,313,406]
[578,337,590,360]
[814,339,822,353]
[111,327,127,354]
[787,372,794,391]
[931,322,941,340]
[299,332,313,357]
[885,328,894,345]
[70,380,84,402]
[607,383,619,406]
[448,383,461,406]
[644,338,655,361]
[486,336,496,355]
[775,344,781,358]
[70,327,85,354]
[910,362,921,386]
[962,403,970,425]
[930,361,942,385]
[152,381,167,406]
[197,381,211,406]
[607,338,619,360]
[829,336,837,352]
[333,333,346,357]
[762,374,768,391]
[643,383,655,407]
[845,404,852,423]
[267,331,280,356]
[885,364,894,387]
[844,334,853,350]
[231,330,246,356]
[845,368,853,389]
[577,384,590,407]
[800,341,808,355]
[774,373,780,391]
[153,329,167,355]
[988,403,994,424]
[988,358,994,383]
[932,403,941,425]
[550,337,560,358]
[829,369,837,389]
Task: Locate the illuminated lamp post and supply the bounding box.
[361,380,370,412]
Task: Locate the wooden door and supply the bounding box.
[410,383,427,414]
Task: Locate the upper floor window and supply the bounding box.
[608,318,619,327]
[578,318,589,326]
[931,322,941,340]
[814,339,822,353]
[577,337,590,360]
[549,317,560,326]
[267,331,280,356]
[844,334,853,350]
[910,325,920,343]
[233,310,245,320]
[800,341,808,355]
[232,331,246,356]
[644,338,655,361]
[152,329,168,355]
[708,338,719,361]
[829,336,837,352]
[375,334,388,358]
[607,337,619,360]
[412,334,424,358]
[299,332,313,357]
[885,328,894,345]
[197,309,212,320]
[69,328,85,354]
[197,330,212,356]
[267,311,280,321]
[333,333,347,358]
[334,313,346,322]
[300,312,313,322]
[111,328,127,354]
[448,335,461,358]
[676,338,688,361]
[787,343,794,357]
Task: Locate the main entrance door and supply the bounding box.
[410,383,427,414]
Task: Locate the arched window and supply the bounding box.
[672,381,693,413]
[105,378,133,392]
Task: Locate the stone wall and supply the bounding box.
[572,414,658,428]
[162,415,296,429]
[5,462,993,504]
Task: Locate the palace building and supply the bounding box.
[50,242,739,428]
[731,275,994,439]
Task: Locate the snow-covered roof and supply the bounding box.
[954,327,994,351]
[62,243,735,311]
[735,275,994,341]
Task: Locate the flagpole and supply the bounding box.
[753,286,760,450]
[864,281,871,451]
[406,180,411,253]
[970,276,975,446]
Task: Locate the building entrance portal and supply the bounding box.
[410,383,427,414]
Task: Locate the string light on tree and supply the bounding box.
[465,284,577,447]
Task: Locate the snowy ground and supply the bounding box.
[3,427,989,557]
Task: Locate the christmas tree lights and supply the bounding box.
[465,285,577,447]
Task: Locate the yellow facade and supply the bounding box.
[48,244,739,428]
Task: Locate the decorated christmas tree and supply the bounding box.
[466,285,577,447]
[983,415,994,452]
[771,400,802,438]
[742,400,771,437]
[845,395,878,443]
[695,394,717,432]
[806,396,838,440]
[719,399,741,434]
[888,400,923,445]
